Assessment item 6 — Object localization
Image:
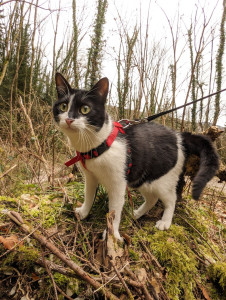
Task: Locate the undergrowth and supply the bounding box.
[0,177,225,299]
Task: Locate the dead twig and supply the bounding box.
[139,240,165,274]
[110,260,134,299]
[42,250,59,300]
[93,262,129,293]
[36,258,78,279]
[0,164,17,179]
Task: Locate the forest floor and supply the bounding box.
[0,165,225,300]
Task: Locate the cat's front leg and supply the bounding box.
[107,181,126,241]
[75,172,98,220]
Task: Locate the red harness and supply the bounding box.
[65,122,125,168]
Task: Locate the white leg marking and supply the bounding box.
[155,191,177,230]
[136,135,185,230]
[134,185,158,219]
[75,173,98,219]
[155,135,185,230]
[107,181,127,241]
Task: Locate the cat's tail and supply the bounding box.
[181,132,219,200]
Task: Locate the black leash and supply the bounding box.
[147,88,226,122]
[119,88,226,127]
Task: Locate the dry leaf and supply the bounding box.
[0,234,22,250]
[134,268,147,284]
[31,273,40,281]
[167,237,175,243]
[76,201,83,208]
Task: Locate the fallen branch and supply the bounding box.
[7,211,119,300]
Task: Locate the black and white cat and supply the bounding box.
[53,73,219,240]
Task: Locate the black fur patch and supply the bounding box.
[124,122,178,188]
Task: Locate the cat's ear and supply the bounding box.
[55,73,72,98]
[89,77,109,102]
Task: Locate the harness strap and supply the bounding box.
[65,122,125,168]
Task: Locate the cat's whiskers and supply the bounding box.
[75,127,96,153]
[82,128,97,152]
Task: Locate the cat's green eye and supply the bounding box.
[80,105,91,115]
[59,103,68,112]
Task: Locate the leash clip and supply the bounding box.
[118,117,148,128]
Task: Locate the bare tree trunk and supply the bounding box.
[9,0,26,148]
[28,0,38,111]
[72,0,79,87]
[162,8,181,129]
[87,0,108,88]
[205,31,214,129]
[51,1,61,101]
[213,0,226,125]
[0,0,19,86]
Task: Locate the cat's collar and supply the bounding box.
[65,122,125,168]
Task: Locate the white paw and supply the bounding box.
[114,231,124,242]
[155,220,171,230]
[75,206,89,220]
[102,229,123,242]
[133,209,141,220]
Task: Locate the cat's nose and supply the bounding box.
[66,118,74,127]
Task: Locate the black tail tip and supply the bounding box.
[192,189,201,200]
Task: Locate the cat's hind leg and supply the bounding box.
[155,189,177,230]
[134,185,158,219]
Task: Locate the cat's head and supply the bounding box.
[53,73,109,134]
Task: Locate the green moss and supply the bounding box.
[47,273,80,298]
[0,196,18,222]
[53,272,69,286]
[129,248,140,261]
[0,196,18,209]
[13,183,41,197]
[129,198,225,300]
[23,195,64,228]
[2,245,39,269]
[208,262,226,291]
[137,225,198,299]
